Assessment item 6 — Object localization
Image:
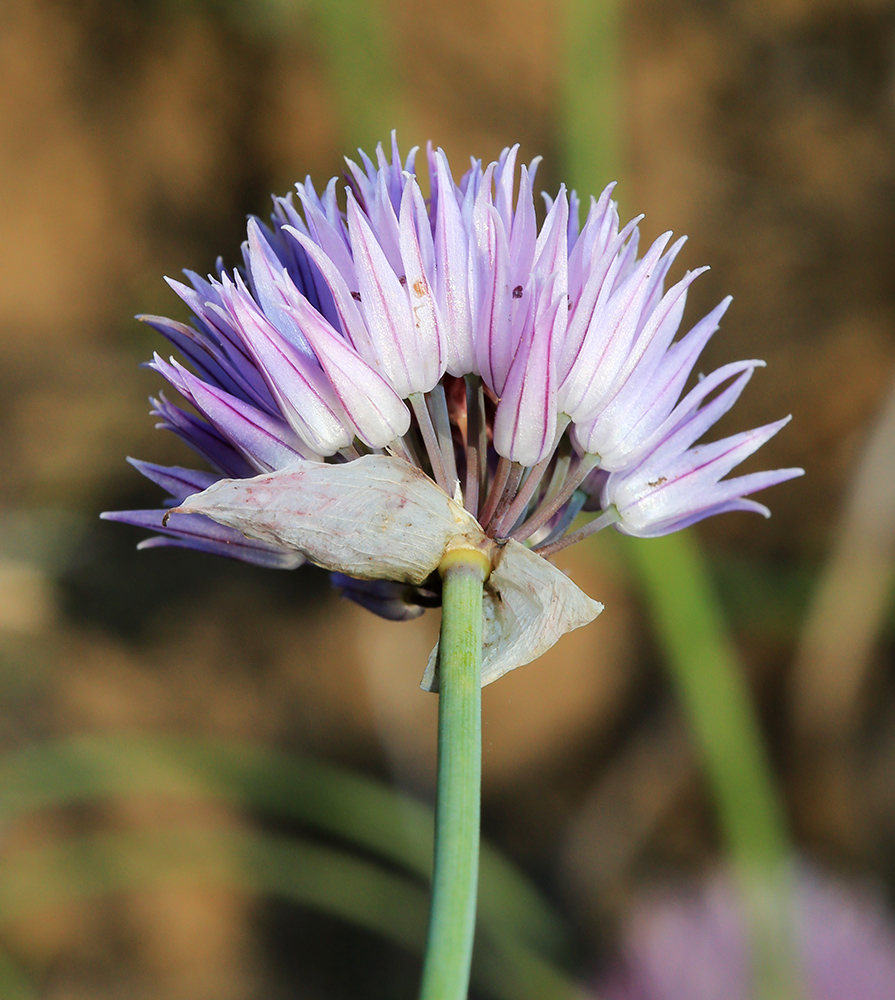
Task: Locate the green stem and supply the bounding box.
[560,0,623,196]
[312,0,406,148]
[419,549,488,1000]
[627,532,799,1000]
[628,534,788,869]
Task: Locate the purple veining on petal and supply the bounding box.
[493,273,562,467]
[100,507,305,569]
[150,393,257,479]
[397,180,444,388]
[150,354,312,470]
[243,217,318,356]
[433,149,477,376]
[216,275,353,455]
[126,458,219,504]
[605,416,803,537]
[110,134,801,601]
[569,282,731,468]
[559,211,642,392]
[559,231,675,422]
[474,200,515,395]
[347,190,435,397]
[281,294,411,447]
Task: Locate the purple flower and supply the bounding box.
[103,134,802,612]
[597,866,895,1000]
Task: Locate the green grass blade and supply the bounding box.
[310,0,406,147]
[560,0,623,195]
[0,826,426,952]
[626,533,799,1000]
[0,825,587,1000]
[0,952,38,1000]
[626,534,790,868]
[0,734,567,956]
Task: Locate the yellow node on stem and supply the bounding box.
[438,542,493,582]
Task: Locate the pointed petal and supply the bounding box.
[571,293,731,466]
[493,144,520,233]
[533,185,569,289]
[126,458,218,502]
[150,393,256,478]
[151,354,312,470]
[493,275,561,466]
[100,508,304,568]
[244,218,316,355]
[217,277,353,455]
[282,295,411,447]
[397,180,445,386]
[605,414,804,537]
[559,232,673,421]
[508,163,537,281]
[138,314,265,410]
[284,226,377,361]
[294,179,357,291]
[559,213,641,390]
[638,363,761,469]
[269,195,335,319]
[474,202,515,395]
[346,192,430,397]
[433,149,476,375]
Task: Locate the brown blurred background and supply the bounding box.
[1,0,895,996]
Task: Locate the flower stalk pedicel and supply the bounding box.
[420,545,489,1000]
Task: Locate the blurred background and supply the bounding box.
[2,0,895,997]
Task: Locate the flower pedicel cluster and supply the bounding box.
[104,136,802,663]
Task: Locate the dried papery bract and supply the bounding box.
[173,455,603,684]
[423,537,603,689]
[172,455,482,585]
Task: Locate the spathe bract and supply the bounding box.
[170,455,603,688]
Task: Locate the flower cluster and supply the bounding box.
[104,136,801,618]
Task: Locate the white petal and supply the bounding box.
[433,149,476,375]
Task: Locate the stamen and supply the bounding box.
[512,451,600,542]
[410,392,451,493]
[541,443,573,508]
[491,415,572,536]
[486,462,524,535]
[388,433,421,468]
[534,505,620,558]
[427,384,460,494]
[478,455,512,529]
[490,457,547,537]
[534,488,588,548]
[463,376,487,518]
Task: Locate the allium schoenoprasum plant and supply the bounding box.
[103,135,803,1000]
